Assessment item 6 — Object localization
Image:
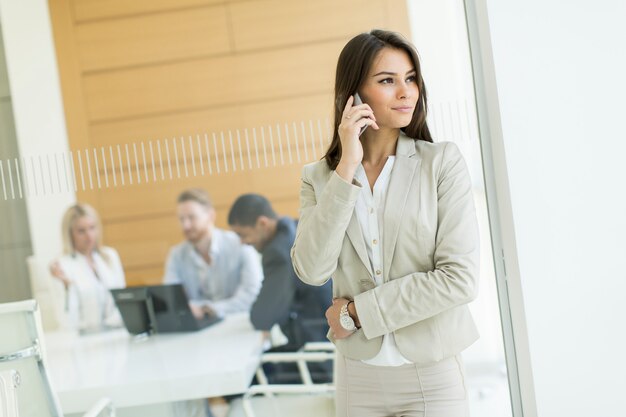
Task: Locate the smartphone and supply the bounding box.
[353,93,369,137]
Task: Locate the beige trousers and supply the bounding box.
[335,353,469,417]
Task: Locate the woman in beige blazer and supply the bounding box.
[291,30,480,417]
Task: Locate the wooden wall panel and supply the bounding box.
[125,267,165,286]
[384,0,412,37]
[83,41,343,122]
[105,215,181,241]
[229,0,387,51]
[50,0,412,284]
[72,0,223,22]
[106,217,178,281]
[114,239,171,269]
[89,94,332,148]
[96,162,305,221]
[49,0,100,206]
[76,6,231,71]
[49,0,91,151]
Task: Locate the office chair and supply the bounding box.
[0,300,114,417]
[26,256,68,331]
[227,342,336,417]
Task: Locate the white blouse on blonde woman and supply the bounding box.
[57,246,126,331]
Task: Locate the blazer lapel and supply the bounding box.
[383,135,420,281]
[346,212,373,278]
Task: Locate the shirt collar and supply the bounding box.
[355,156,396,183]
[210,228,221,255]
[187,229,221,261]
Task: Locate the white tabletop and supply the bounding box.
[45,314,263,414]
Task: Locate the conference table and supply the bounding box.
[45,313,264,416]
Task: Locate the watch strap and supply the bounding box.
[346,300,361,329]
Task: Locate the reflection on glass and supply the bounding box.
[409,0,513,416]
[0,120,332,201]
[0,1,517,416]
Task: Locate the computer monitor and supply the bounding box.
[111,284,221,335]
[110,286,157,336]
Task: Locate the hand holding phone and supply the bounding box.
[336,93,377,180]
[353,93,369,137]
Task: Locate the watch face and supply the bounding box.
[340,314,355,331]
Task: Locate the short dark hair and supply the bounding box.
[228,194,277,226]
[177,188,213,208]
[324,29,432,169]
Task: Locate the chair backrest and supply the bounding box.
[0,370,19,417]
[26,256,67,332]
[229,344,337,417]
[0,300,63,417]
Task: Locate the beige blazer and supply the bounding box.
[291,133,480,364]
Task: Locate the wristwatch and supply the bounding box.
[339,302,357,332]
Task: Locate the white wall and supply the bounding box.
[0,0,75,264]
[483,0,626,415]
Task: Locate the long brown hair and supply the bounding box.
[324,29,433,169]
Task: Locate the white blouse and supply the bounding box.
[57,246,126,331]
[354,157,413,366]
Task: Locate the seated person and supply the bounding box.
[49,203,125,331]
[164,188,263,319]
[228,194,332,382]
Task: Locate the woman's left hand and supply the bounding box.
[326,298,356,339]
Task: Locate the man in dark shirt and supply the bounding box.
[228,193,332,382]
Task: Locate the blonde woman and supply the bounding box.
[49,203,125,331]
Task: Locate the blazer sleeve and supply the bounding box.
[355,142,480,340]
[291,167,361,286]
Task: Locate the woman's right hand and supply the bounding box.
[49,261,71,288]
[336,95,379,181]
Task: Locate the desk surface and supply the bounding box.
[45,314,263,413]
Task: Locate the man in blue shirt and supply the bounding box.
[164,188,263,318]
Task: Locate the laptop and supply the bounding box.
[110,283,221,335]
